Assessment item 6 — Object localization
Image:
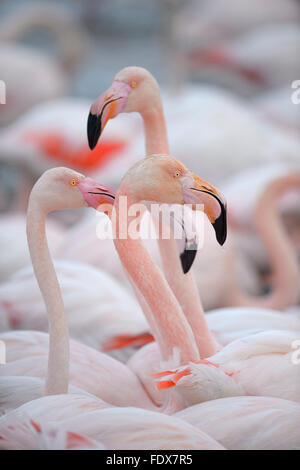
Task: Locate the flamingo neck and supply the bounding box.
[141,104,169,156]
[230,174,300,310]
[139,98,217,358]
[113,189,200,366]
[26,198,69,395]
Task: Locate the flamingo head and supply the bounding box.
[87,66,160,150]
[30,167,116,214]
[122,154,227,247]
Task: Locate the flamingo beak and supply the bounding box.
[87,81,131,150]
[77,177,116,212]
[181,173,227,246]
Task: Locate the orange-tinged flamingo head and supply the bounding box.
[29,167,116,214]
[87,66,160,150]
[122,154,227,247]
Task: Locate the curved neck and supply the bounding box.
[140,95,217,358]
[229,174,300,310]
[27,196,69,395]
[113,189,200,366]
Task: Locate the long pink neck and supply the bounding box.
[27,196,69,395]
[113,190,200,365]
[228,174,300,310]
[140,98,217,357]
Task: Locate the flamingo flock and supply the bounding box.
[0,1,299,451]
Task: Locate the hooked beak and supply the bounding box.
[182,173,227,246]
[87,81,131,150]
[77,177,116,212]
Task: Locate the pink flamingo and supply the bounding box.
[0,158,298,449]
[0,153,226,412]
[87,66,225,359]
[175,395,300,450]
[87,67,299,362]
[0,400,224,450]
[0,167,156,411]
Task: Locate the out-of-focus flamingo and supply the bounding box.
[188,23,300,93]
[254,86,300,136]
[0,98,140,214]
[0,1,87,125]
[174,0,300,51]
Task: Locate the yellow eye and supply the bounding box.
[174,171,180,178]
[70,179,77,186]
[131,81,137,88]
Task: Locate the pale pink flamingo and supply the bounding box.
[0,1,87,125]
[0,259,149,363]
[154,324,300,401]
[0,400,224,450]
[0,167,156,411]
[175,396,300,450]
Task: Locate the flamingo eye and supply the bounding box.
[174,171,180,178]
[70,179,78,186]
[130,81,137,88]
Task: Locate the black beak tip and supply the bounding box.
[212,206,227,246]
[87,112,101,150]
[180,248,198,274]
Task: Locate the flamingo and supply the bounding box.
[0,400,224,450]
[175,396,300,450]
[0,1,87,125]
[87,66,225,360]
[0,154,227,411]
[188,23,300,93]
[0,167,156,411]
[174,0,300,51]
[87,67,299,359]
